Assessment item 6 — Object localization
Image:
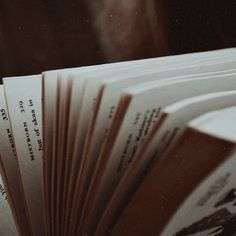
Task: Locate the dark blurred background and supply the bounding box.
[0,0,235,78]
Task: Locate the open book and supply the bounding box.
[1,47,236,236]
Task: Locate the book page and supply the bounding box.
[3,75,45,236]
[83,63,236,200]
[42,70,59,235]
[109,71,236,187]
[67,71,176,234]
[43,66,141,236]
[0,86,31,236]
[42,48,236,234]
[0,174,18,236]
[65,57,200,234]
[72,56,236,235]
[43,60,164,233]
[96,89,236,235]
[52,61,167,234]
[54,74,74,235]
[51,75,66,236]
[42,69,83,235]
[82,59,236,191]
[79,71,236,235]
[111,107,236,235]
[45,60,174,235]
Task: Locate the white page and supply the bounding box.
[43,48,236,234]
[43,69,82,235]
[43,67,137,236]
[52,59,166,234]
[3,75,45,236]
[0,86,31,235]
[62,53,207,234]
[74,58,236,235]
[47,49,236,192]
[0,174,18,236]
[42,70,58,236]
[66,48,236,180]
[82,62,236,196]
[71,57,236,233]
[44,63,161,235]
[108,72,236,178]
[97,90,236,235]
[112,107,236,236]
[82,58,236,169]
[128,89,236,183]
[189,105,236,129]
[79,71,236,235]
[51,75,66,236]
[77,64,236,232]
[60,76,86,227]
[54,74,74,235]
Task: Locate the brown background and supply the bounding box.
[0,0,235,79]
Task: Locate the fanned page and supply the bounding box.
[70,52,236,235]
[1,47,236,236]
[0,86,31,236]
[111,106,236,236]
[78,70,236,234]
[42,65,151,236]
[3,75,45,236]
[78,59,236,219]
[96,89,236,235]
[0,174,18,236]
[42,69,85,235]
[54,51,226,235]
[42,70,58,236]
[49,59,189,235]
[44,48,236,235]
[42,61,167,235]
